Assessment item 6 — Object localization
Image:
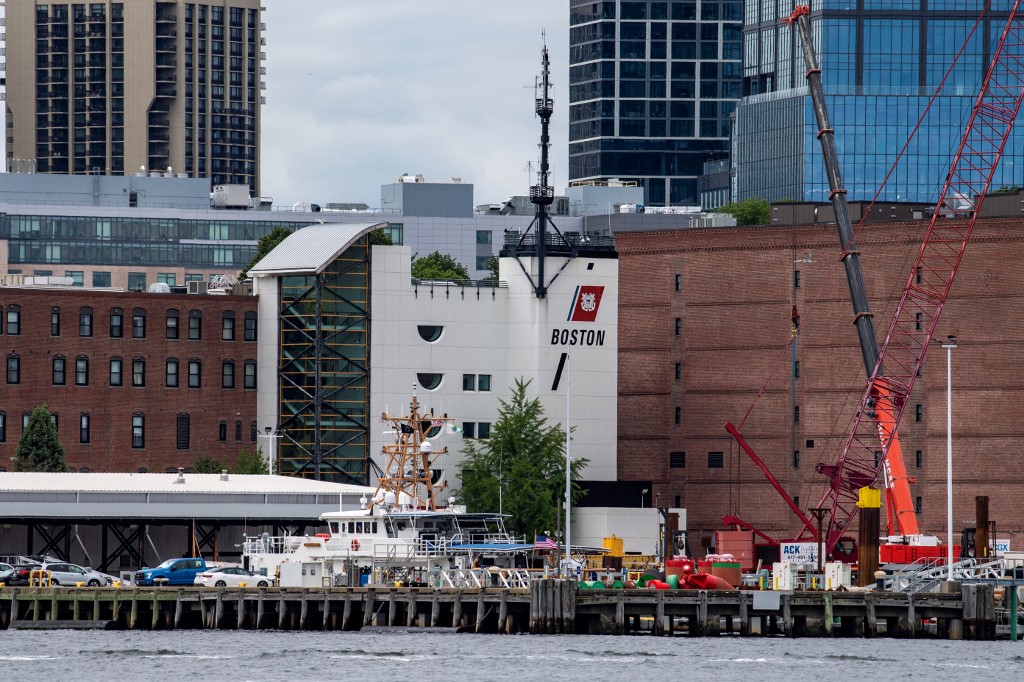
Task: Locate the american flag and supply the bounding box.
[534,534,558,550]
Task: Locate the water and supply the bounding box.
[0,630,1019,681]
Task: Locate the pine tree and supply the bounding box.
[235,446,269,475]
[13,405,69,472]
[456,378,587,539]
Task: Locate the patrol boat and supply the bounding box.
[242,392,535,587]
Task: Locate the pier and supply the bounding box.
[0,581,1006,639]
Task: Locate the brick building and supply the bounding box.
[0,285,257,472]
[617,215,1024,549]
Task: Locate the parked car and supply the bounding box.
[39,562,112,587]
[0,562,12,573]
[135,557,207,586]
[194,566,270,588]
[0,564,40,586]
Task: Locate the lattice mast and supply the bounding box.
[373,392,453,510]
[818,1,1024,556]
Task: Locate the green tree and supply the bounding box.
[235,446,269,475]
[193,456,225,474]
[12,405,68,472]
[240,226,293,279]
[411,251,470,280]
[716,197,771,226]
[483,255,499,283]
[367,228,393,246]
[456,379,587,540]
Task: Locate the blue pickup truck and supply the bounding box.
[135,557,207,586]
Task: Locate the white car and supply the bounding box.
[194,566,270,588]
[39,562,112,587]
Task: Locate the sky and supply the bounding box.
[260,1,570,210]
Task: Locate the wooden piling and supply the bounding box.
[782,594,794,637]
[864,593,877,637]
[655,591,666,636]
[362,589,375,627]
[277,595,287,630]
[739,593,750,636]
[430,590,439,627]
[822,592,833,636]
[387,590,397,626]
[614,591,625,635]
[453,590,463,629]
[475,588,486,633]
[342,591,352,630]
[406,589,417,627]
[498,589,508,633]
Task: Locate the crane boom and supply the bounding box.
[786,6,919,537]
[818,2,1024,555]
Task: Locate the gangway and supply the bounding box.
[888,557,1005,593]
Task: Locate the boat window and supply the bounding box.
[329,522,339,533]
[356,522,363,533]
[372,522,378,534]
[348,522,355,533]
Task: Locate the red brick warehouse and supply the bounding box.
[616,211,1024,550]
[0,287,257,472]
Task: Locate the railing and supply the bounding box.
[888,557,1007,592]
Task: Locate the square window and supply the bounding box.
[478,374,491,391]
[707,452,724,469]
[462,422,475,438]
[669,451,686,468]
[806,439,815,448]
[463,374,475,391]
[477,422,491,439]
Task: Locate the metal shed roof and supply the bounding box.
[247,222,384,276]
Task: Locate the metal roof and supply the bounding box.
[247,222,385,276]
[0,473,374,520]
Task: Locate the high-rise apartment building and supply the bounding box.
[5,1,264,192]
[568,0,743,206]
[734,2,1022,203]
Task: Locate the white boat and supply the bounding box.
[243,392,537,587]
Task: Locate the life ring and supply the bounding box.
[351,539,360,551]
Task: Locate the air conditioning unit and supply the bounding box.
[187,280,208,294]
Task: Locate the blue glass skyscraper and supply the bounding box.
[569,1,744,206]
[734,1,1021,203]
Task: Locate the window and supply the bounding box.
[166,309,180,339]
[132,358,145,387]
[189,310,202,339]
[80,413,90,444]
[478,422,491,439]
[914,496,923,514]
[76,357,89,386]
[806,439,815,448]
[675,406,681,425]
[92,271,111,287]
[158,273,176,286]
[670,451,686,468]
[53,357,67,385]
[476,230,492,245]
[166,359,179,387]
[244,360,256,389]
[51,307,61,336]
[22,413,29,429]
[80,307,93,336]
[0,413,5,442]
[132,308,146,338]
[128,272,146,291]
[793,450,800,468]
[416,325,442,343]
[916,267,923,285]
[478,374,491,391]
[251,422,258,443]
[916,449,923,468]
[6,305,20,335]
[244,312,257,341]
[110,357,123,386]
[708,451,724,469]
[675,362,682,380]
[462,422,476,438]
[7,355,20,384]
[794,361,800,378]
[235,421,242,441]
[794,405,800,423]
[915,404,923,422]
[222,360,235,388]
[675,318,681,335]
[794,270,801,288]
[794,496,800,509]
[189,360,201,388]
[176,413,190,450]
[222,312,235,340]
[66,271,84,287]
[50,413,58,431]
[219,421,227,441]
[915,312,922,331]
[463,374,476,391]
[675,273,681,291]
[110,308,123,337]
[131,414,145,448]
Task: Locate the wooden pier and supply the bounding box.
[0,581,1004,639]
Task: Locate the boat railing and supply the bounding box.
[242,535,309,556]
[433,567,534,589]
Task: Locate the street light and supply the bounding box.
[941,335,958,580]
[261,426,282,476]
[641,488,649,508]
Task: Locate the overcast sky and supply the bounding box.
[260,1,569,209]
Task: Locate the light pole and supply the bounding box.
[641,488,649,508]
[262,427,282,476]
[941,335,958,580]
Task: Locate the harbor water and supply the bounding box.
[0,630,1018,681]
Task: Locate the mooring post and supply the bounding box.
[907,593,917,638]
[239,590,248,629]
[299,591,309,630]
[278,594,287,630]
[453,590,463,629]
[214,590,225,629]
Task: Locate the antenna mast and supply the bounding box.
[374,390,453,510]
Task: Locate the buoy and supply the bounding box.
[351,538,360,551]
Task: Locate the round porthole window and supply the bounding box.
[417,325,443,343]
[417,373,442,390]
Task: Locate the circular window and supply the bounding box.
[417,373,442,390]
[417,325,443,343]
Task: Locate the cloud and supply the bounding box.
[260,0,569,207]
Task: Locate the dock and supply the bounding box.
[0,581,1007,639]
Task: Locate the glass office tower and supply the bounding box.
[569,1,743,206]
[734,1,1021,203]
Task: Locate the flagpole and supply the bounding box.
[564,352,571,577]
